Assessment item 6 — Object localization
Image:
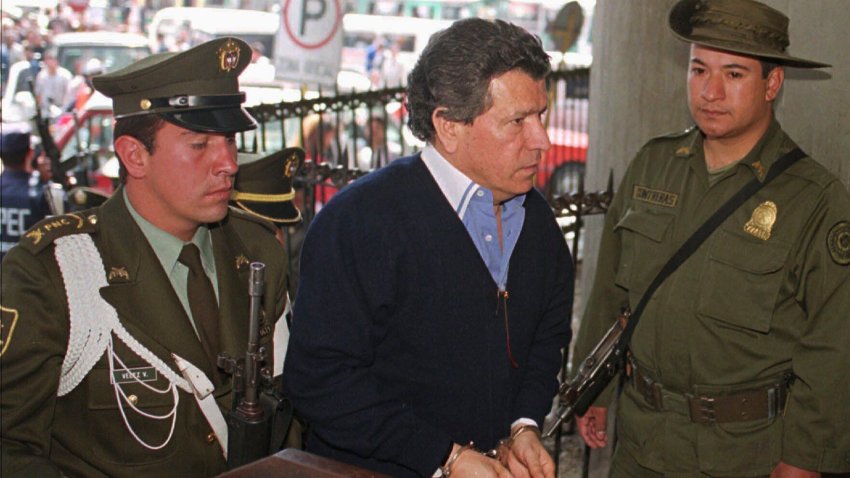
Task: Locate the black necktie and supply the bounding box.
[178,243,221,380]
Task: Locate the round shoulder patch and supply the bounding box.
[826,221,850,266]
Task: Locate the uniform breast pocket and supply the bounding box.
[697,228,790,333]
[614,208,675,293]
[85,364,182,466]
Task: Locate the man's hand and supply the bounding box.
[450,446,512,477]
[576,406,608,448]
[500,426,555,478]
[770,461,820,478]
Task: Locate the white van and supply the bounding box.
[341,14,453,80]
[147,7,279,58]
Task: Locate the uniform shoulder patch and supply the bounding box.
[20,212,98,255]
[0,305,20,357]
[228,206,277,235]
[826,221,850,266]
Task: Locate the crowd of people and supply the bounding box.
[1,1,848,477]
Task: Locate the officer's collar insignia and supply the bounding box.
[0,305,20,358]
[744,201,777,241]
[675,146,690,156]
[107,266,131,283]
[218,39,241,73]
[235,254,250,271]
[826,221,850,266]
[751,161,766,180]
[633,185,679,208]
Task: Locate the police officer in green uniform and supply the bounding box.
[0,37,290,477]
[573,0,850,476]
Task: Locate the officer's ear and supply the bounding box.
[114,135,148,180]
[765,66,784,102]
[432,107,462,154]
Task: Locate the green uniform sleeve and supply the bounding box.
[0,245,68,477]
[781,179,850,473]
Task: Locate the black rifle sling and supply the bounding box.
[618,147,805,348]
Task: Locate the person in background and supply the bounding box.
[284,18,573,478]
[573,0,850,476]
[33,49,71,115]
[0,122,51,261]
[1,37,291,477]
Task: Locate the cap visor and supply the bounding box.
[164,107,258,133]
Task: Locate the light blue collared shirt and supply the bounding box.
[420,145,526,291]
[124,189,219,338]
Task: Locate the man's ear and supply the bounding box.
[765,66,784,102]
[114,135,148,179]
[432,107,462,154]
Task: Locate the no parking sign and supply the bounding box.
[274,0,343,87]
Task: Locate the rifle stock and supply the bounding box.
[543,308,630,437]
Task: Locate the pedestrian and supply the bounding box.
[283,18,574,478]
[573,0,850,476]
[0,122,51,260]
[33,49,72,115]
[1,37,291,477]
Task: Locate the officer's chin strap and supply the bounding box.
[54,233,227,458]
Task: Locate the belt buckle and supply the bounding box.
[638,373,663,409]
[689,395,716,423]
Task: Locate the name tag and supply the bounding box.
[633,185,679,208]
[112,367,158,384]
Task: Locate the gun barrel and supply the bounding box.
[242,262,266,409]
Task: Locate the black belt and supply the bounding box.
[630,361,791,424]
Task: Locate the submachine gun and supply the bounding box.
[218,262,294,469]
[543,308,630,437]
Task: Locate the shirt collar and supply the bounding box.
[123,189,215,275]
[420,144,526,218]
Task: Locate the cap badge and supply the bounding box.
[218,39,241,73]
[752,160,766,180]
[744,200,777,241]
[826,221,850,266]
[284,154,297,178]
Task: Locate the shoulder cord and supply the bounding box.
[54,233,191,450]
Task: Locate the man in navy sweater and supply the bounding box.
[284,18,574,478]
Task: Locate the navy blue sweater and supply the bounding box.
[283,155,574,477]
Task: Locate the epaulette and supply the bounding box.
[228,206,278,235]
[643,126,698,157]
[19,212,99,255]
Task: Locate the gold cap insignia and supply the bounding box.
[284,155,297,178]
[235,254,250,270]
[1,305,20,357]
[218,39,241,73]
[826,221,850,266]
[744,201,777,240]
[107,266,130,282]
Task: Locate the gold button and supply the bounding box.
[88,215,98,225]
[127,394,139,405]
[207,432,216,444]
[140,98,151,110]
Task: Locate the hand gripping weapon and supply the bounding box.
[218,262,294,469]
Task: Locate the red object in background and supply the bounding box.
[66,0,90,13]
[536,127,588,190]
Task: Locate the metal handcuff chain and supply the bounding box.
[55,234,192,450]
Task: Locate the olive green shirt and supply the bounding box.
[574,119,850,474]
